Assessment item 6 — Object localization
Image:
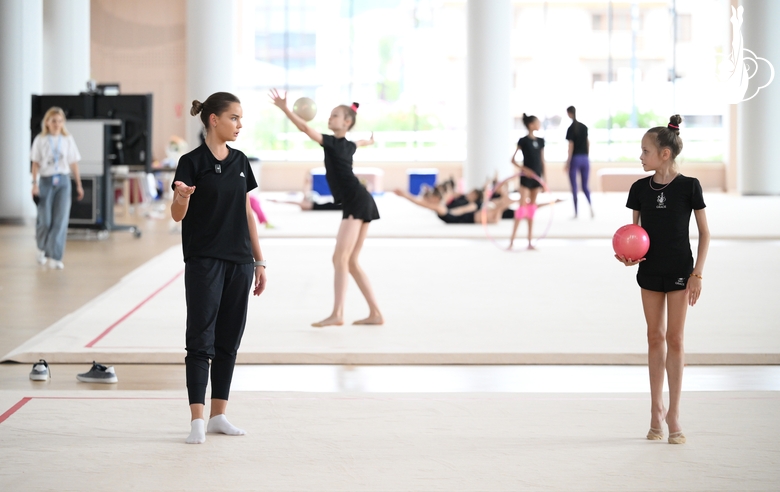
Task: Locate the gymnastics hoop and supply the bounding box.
[479,168,557,251]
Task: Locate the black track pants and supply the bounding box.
[184,257,253,405]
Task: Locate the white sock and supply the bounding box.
[207,414,246,436]
[186,418,206,444]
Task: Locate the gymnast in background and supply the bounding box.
[509,113,546,250]
[394,179,514,224]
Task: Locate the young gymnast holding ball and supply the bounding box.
[270,89,383,327]
[616,115,710,444]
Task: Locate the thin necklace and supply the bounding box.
[648,173,678,191]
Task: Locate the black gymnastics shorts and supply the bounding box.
[636,272,689,293]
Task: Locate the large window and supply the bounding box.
[234,0,730,164]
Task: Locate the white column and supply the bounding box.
[186,0,235,147]
[43,0,90,94]
[466,0,512,190]
[738,0,780,195]
[0,0,43,221]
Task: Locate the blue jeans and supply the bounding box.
[36,175,71,261]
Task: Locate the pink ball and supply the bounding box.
[612,224,650,260]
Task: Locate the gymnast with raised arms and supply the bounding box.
[270,89,383,327]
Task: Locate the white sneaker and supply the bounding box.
[50,259,64,270]
[36,250,47,265]
[30,359,50,381]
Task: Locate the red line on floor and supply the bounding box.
[0,397,32,424]
[85,270,184,348]
[0,396,187,425]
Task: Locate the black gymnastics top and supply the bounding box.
[321,135,360,205]
[566,121,589,155]
[517,136,545,177]
[320,134,380,222]
[626,174,706,275]
[172,144,258,264]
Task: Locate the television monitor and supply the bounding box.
[30,94,95,139]
[94,94,153,172]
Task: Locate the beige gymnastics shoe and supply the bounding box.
[668,431,686,444]
[646,428,664,440]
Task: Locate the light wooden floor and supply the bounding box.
[0,209,180,357]
[2,198,779,491]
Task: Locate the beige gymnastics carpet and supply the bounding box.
[5,237,779,364]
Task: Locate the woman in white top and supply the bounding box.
[31,107,84,269]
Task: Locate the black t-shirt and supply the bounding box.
[172,144,258,263]
[565,121,589,155]
[626,174,706,275]
[517,136,545,176]
[321,135,361,205]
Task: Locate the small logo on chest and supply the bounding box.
[656,192,667,209]
[240,172,245,178]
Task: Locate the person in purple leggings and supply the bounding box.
[565,106,593,218]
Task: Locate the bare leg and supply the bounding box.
[665,290,688,436]
[349,222,383,325]
[509,186,530,249]
[641,289,668,435]
[268,197,314,210]
[210,398,228,418]
[190,403,204,421]
[508,219,521,250]
[526,187,541,249]
[312,218,363,327]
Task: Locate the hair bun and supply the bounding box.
[350,102,360,112]
[190,100,203,116]
[667,114,682,133]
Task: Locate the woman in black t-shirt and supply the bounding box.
[616,115,710,445]
[509,113,546,249]
[565,106,593,218]
[270,89,383,328]
[171,92,267,444]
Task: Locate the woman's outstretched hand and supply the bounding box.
[173,180,196,199]
[268,89,287,110]
[614,254,645,266]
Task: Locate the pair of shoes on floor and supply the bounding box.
[29,360,118,383]
[77,361,118,383]
[36,250,47,265]
[646,427,686,444]
[29,359,51,381]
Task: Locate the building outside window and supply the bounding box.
[233,0,730,166]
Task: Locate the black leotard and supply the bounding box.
[437,211,475,224]
[517,136,545,189]
[321,135,380,222]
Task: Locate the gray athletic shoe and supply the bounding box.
[29,359,50,381]
[76,361,118,384]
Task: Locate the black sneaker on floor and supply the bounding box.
[76,361,118,384]
[29,359,50,381]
